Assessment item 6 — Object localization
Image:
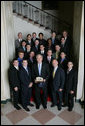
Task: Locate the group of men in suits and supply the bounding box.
[9,31,77,112]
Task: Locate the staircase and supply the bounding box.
[12,1,72,34]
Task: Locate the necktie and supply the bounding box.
[38,64,41,75]
[53,70,56,78]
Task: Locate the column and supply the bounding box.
[76,2,84,100]
[1,1,15,101]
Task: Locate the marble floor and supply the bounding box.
[1,101,84,125]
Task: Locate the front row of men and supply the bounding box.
[9,54,77,112]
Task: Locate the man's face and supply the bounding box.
[33,33,36,38]
[18,33,22,39]
[36,55,43,63]
[27,35,31,40]
[68,62,73,69]
[30,52,35,57]
[52,60,58,67]
[26,45,31,50]
[22,42,26,47]
[40,45,44,51]
[22,60,28,67]
[55,45,60,51]
[19,53,24,59]
[52,32,56,38]
[35,40,39,45]
[60,52,66,59]
[39,34,43,39]
[47,50,52,56]
[13,60,19,67]
[63,31,67,37]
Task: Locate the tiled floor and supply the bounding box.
[1,101,84,125]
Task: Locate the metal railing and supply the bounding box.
[12,1,72,33]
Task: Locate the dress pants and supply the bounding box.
[35,84,47,107]
[21,87,32,109]
[52,90,62,108]
[65,92,74,109]
[13,90,19,107]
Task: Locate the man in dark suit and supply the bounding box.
[9,59,21,110]
[15,32,23,49]
[38,33,47,48]
[60,36,71,59]
[58,52,68,105]
[19,59,34,111]
[51,59,65,110]
[64,61,77,111]
[32,39,40,55]
[15,32,23,58]
[25,44,31,59]
[31,32,38,46]
[46,49,54,99]
[39,44,47,63]
[32,54,50,109]
[28,51,36,69]
[26,34,33,47]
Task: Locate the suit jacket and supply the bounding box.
[28,57,36,69]
[26,40,34,47]
[31,37,38,46]
[60,40,71,57]
[32,45,40,55]
[39,39,47,47]
[58,58,68,74]
[19,66,32,88]
[15,39,23,49]
[32,63,50,84]
[52,67,65,91]
[9,65,20,90]
[39,51,47,63]
[46,56,54,72]
[65,68,77,94]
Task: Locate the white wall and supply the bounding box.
[1,1,15,101]
[13,15,51,40]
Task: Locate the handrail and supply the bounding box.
[24,1,72,27]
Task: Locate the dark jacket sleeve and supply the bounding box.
[72,71,78,92]
[60,68,65,89]
[9,69,19,89]
[45,64,50,82]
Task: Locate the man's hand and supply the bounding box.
[59,88,63,92]
[35,80,38,83]
[70,90,74,94]
[29,82,33,88]
[14,87,18,91]
[43,79,46,82]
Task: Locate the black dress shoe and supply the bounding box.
[51,104,56,107]
[58,107,62,111]
[43,105,47,109]
[62,104,67,107]
[68,108,72,111]
[36,105,40,109]
[24,107,30,111]
[14,105,21,110]
[28,103,34,107]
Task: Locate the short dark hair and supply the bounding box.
[12,58,18,63]
[32,32,36,35]
[21,40,26,43]
[38,32,43,37]
[27,34,31,37]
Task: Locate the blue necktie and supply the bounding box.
[38,64,41,75]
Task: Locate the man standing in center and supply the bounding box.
[32,54,50,109]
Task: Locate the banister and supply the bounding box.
[24,1,72,27]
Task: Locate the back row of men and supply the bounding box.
[9,31,77,112]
